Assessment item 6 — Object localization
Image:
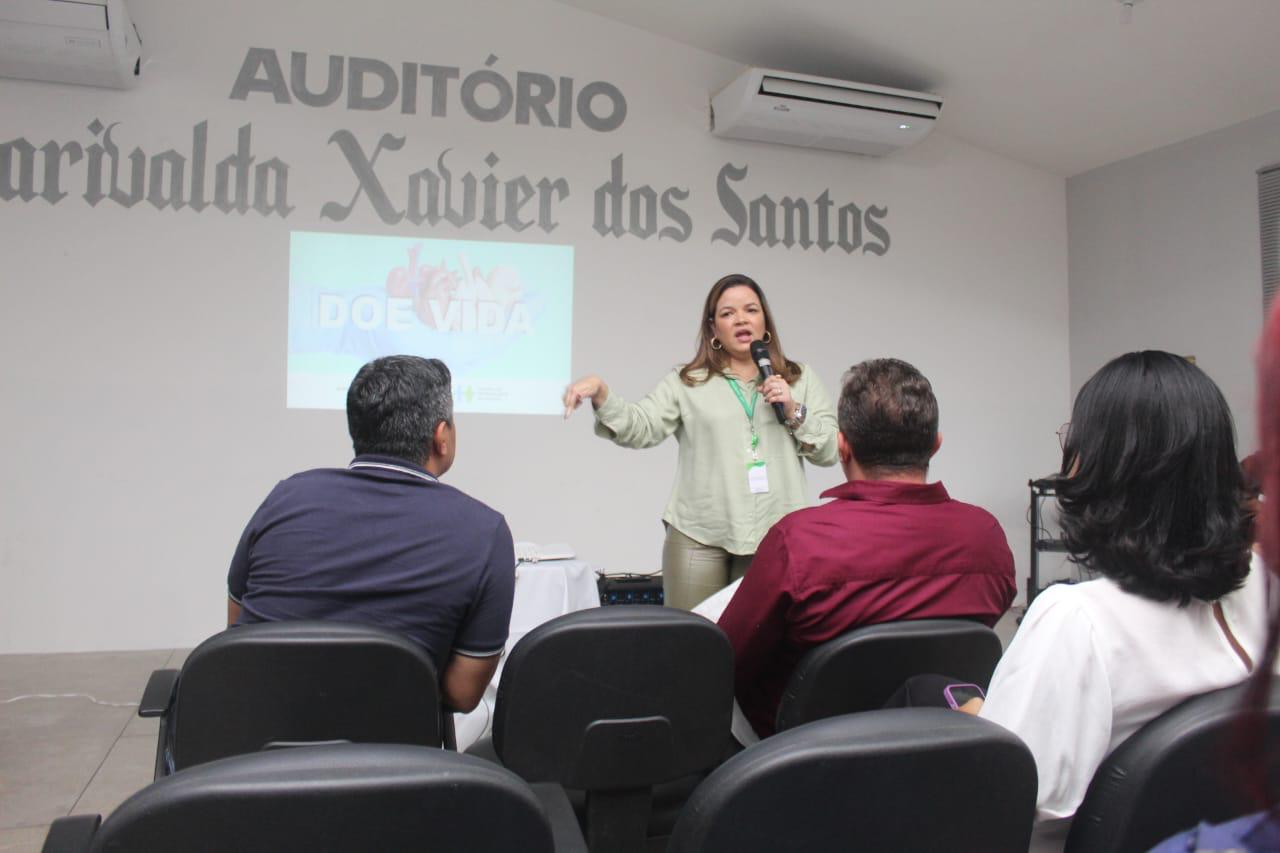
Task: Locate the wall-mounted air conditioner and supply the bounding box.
[711,68,942,157]
[0,0,142,89]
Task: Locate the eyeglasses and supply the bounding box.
[1056,422,1071,451]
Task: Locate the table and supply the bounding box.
[453,558,601,750]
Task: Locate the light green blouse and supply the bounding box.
[593,364,839,555]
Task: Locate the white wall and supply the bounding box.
[0,0,1070,653]
[1067,109,1280,454]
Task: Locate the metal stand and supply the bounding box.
[1028,477,1068,605]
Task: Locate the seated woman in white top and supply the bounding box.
[966,350,1266,850]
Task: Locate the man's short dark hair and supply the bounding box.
[1057,350,1249,605]
[838,358,938,473]
[347,356,453,463]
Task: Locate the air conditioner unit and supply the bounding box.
[0,0,142,89]
[711,68,942,157]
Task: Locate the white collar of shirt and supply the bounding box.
[347,460,438,483]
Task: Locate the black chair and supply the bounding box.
[1065,680,1280,853]
[139,621,452,778]
[774,618,1004,732]
[667,708,1037,853]
[483,605,734,853]
[41,743,586,853]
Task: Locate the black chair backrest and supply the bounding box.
[170,621,443,771]
[493,606,733,789]
[86,744,556,853]
[1066,680,1280,853]
[668,708,1037,853]
[775,618,1004,732]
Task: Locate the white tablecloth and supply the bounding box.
[453,559,601,750]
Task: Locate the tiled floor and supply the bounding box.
[0,648,187,853]
[0,608,1024,852]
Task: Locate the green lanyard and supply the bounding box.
[725,377,761,460]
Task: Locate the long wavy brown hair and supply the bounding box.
[678,273,802,386]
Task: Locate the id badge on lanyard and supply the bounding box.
[727,377,769,494]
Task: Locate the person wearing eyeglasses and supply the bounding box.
[959,351,1266,851]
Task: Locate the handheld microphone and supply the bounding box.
[750,339,787,424]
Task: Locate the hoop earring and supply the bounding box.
[763,331,772,344]
[711,338,722,350]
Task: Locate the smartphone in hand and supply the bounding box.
[943,683,985,710]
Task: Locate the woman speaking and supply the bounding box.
[563,273,838,609]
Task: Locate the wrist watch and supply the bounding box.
[785,403,807,430]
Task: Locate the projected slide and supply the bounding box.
[287,231,573,414]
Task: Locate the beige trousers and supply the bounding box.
[661,525,754,611]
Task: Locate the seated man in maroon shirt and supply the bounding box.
[717,358,1016,737]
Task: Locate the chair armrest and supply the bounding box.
[41,814,101,853]
[138,669,179,717]
[530,782,588,853]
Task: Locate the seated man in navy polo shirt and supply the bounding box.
[718,358,1016,737]
[227,355,515,712]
